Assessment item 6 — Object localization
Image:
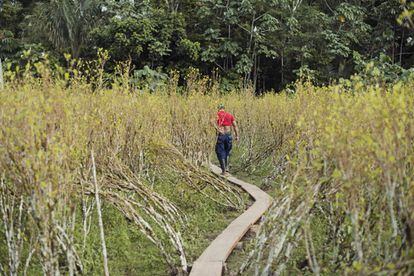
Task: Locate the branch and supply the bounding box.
[91,150,109,276]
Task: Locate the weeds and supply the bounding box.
[236,82,414,275]
[0,60,246,274]
[1,58,413,274]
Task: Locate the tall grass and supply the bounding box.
[235,82,414,274]
[1,58,413,274]
[0,61,246,274]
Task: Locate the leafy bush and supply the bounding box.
[0,62,246,275]
[232,81,414,275]
[1,59,413,275]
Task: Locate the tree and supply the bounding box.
[25,0,99,58]
[89,1,199,72]
[1,0,413,90]
[0,0,23,59]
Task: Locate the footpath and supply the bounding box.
[190,164,273,276]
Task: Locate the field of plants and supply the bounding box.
[0,61,414,275]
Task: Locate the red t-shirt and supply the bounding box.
[217,111,235,127]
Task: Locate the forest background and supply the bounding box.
[2,0,414,91]
[1,1,414,275]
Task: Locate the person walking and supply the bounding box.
[212,104,239,175]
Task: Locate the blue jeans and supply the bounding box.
[215,133,233,173]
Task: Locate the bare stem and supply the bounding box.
[91,150,110,276]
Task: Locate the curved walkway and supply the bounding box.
[190,164,273,276]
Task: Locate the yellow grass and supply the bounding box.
[0,61,413,274]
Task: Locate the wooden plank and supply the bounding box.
[189,164,273,276]
[191,261,223,276]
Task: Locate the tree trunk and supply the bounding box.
[400,29,405,65]
[281,50,284,88]
[0,59,4,90]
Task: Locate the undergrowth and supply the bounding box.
[1,57,413,275]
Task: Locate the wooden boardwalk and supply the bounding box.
[190,164,273,276]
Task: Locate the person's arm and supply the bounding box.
[211,114,223,134]
[232,121,239,141]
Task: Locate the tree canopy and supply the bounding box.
[1,0,413,91]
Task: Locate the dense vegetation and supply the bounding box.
[229,81,414,275]
[1,0,414,275]
[2,0,414,90]
[0,59,413,274]
[0,62,253,274]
